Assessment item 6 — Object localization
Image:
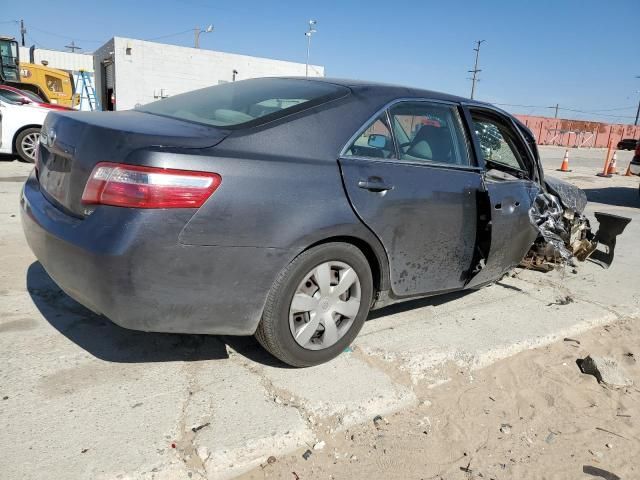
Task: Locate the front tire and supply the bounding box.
[255,243,373,367]
[15,128,41,163]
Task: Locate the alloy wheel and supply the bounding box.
[21,132,40,161]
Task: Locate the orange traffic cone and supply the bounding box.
[607,151,618,175]
[597,141,614,177]
[557,149,571,172]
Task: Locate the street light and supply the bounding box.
[305,20,317,77]
[194,24,213,49]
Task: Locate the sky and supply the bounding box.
[2,0,638,123]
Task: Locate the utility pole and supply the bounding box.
[305,20,317,77]
[554,103,559,118]
[468,40,485,100]
[20,19,26,47]
[64,41,81,53]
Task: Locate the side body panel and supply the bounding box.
[340,157,483,296]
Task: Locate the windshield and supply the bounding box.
[0,88,24,104]
[21,89,45,102]
[137,78,348,128]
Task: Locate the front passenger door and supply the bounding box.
[465,109,540,287]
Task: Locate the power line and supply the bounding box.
[27,24,104,43]
[145,28,194,41]
[24,33,50,50]
[493,102,637,120]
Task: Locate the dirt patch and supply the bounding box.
[240,317,640,479]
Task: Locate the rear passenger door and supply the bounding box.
[464,107,540,288]
[339,100,484,297]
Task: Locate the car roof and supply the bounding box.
[283,76,491,107]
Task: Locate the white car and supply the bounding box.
[0,97,49,162]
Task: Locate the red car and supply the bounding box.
[0,85,73,111]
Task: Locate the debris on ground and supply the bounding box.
[547,296,574,306]
[579,355,633,387]
[563,337,581,345]
[302,449,312,460]
[545,432,557,444]
[81,448,89,454]
[191,422,211,433]
[373,415,387,430]
[313,441,325,450]
[266,455,277,464]
[2,396,8,400]
[595,427,628,440]
[500,424,512,435]
[583,466,621,480]
[460,459,473,473]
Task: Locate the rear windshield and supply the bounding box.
[137,78,348,128]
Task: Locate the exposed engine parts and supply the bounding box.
[522,177,631,271]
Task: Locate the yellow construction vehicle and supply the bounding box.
[0,35,77,108]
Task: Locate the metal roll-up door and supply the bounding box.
[103,61,115,111]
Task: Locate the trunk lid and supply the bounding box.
[37,110,230,217]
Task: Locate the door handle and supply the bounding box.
[357,179,394,193]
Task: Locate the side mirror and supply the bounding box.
[19,98,31,105]
[367,134,388,149]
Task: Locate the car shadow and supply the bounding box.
[0,153,20,162]
[582,186,639,209]
[27,261,479,368]
[26,262,292,368]
[367,289,472,320]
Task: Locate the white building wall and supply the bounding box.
[110,37,324,110]
[18,46,94,72]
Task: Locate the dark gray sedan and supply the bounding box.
[20,77,628,366]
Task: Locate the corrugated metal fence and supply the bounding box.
[515,115,640,148]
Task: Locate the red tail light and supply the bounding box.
[82,162,221,208]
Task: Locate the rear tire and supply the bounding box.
[255,242,373,367]
[15,128,41,163]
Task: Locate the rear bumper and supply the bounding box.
[20,171,290,335]
[630,156,640,175]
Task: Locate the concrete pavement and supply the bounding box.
[1,146,639,479]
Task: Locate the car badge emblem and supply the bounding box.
[47,128,56,146]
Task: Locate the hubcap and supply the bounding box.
[288,261,362,350]
[21,132,40,161]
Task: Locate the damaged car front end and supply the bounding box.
[524,169,631,270]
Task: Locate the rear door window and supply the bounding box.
[344,114,395,159]
[388,102,470,166]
